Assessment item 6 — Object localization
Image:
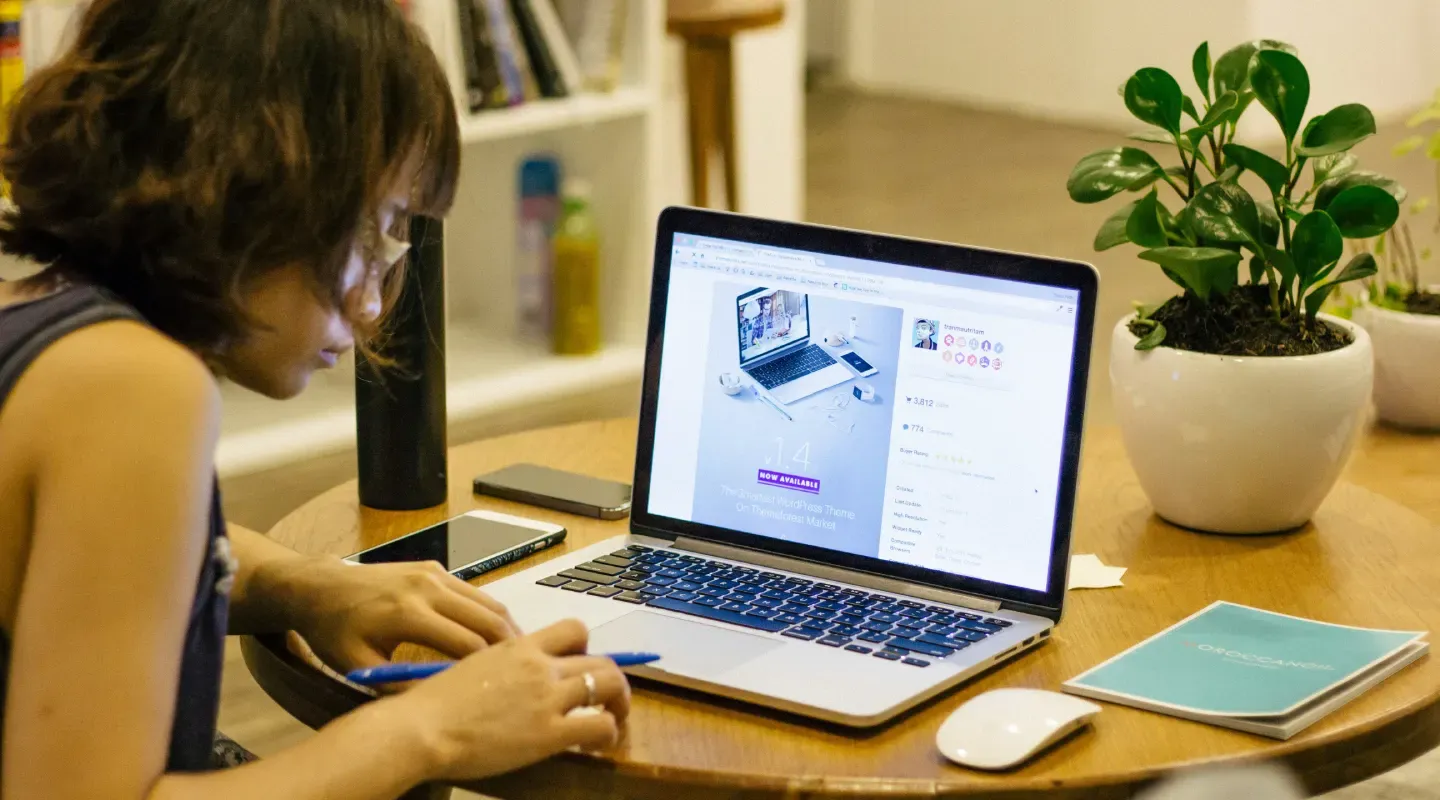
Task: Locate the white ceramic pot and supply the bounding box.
[1355,303,1440,430]
[1109,314,1373,534]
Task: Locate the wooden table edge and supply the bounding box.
[239,631,1440,799]
[240,419,1440,798]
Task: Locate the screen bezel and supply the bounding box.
[631,207,1099,621]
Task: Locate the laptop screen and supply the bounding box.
[644,226,1085,598]
[738,288,810,364]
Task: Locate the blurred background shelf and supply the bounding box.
[217,321,646,478]
[459,87,654,143]
[7,0,806,480]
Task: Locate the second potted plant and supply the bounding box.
[1067,40,1400,534]
[1338,106,1440,430]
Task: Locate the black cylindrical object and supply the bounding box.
[356,215,448,510]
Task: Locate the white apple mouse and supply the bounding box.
[935,688,1101,771]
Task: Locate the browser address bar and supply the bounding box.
[688,248,1056,311]
[702,251,880,286]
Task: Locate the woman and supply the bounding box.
[0,1,630,798]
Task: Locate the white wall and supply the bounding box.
[807,0,845,65]
[843,0,1438,135]
[658,0,807,219]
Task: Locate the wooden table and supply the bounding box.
[244,419,1440,800]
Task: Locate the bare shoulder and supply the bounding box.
[6,319,220,453]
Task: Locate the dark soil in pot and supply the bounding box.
[1404,290,1440,316]
[1129,284,1352,357]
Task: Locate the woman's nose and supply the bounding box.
[352,277,383,323]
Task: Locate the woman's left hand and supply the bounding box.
[281,558,522,673]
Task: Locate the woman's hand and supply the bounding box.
[396,619,631,781]
[277,558,521,673]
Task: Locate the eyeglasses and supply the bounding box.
[360,218,411,270]
[379,229,410,268]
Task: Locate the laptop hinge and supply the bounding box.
[672,537,1002,613]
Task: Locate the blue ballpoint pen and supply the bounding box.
[345,652,662,686]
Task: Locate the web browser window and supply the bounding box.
[647,233,1080,592]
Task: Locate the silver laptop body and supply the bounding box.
[482,209,1098,727]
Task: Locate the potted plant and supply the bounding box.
[1332,106,1440,429]
[1066,40,1403,534]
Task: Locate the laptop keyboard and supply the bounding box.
[534,545,1013,667]
[746,344,839,389]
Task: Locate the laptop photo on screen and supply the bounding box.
[478,208,1099,727]
[735,287,854,404]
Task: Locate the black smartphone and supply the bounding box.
[839,350,878,377]
[473,463,632,520]
[343,510,567,580]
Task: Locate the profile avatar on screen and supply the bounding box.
[913,319,939,350]
[736,287,854,405]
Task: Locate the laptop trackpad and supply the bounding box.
[588,611,783,679]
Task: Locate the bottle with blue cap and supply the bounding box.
[517,154,562,340]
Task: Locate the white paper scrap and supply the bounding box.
[1068,553,1126,590]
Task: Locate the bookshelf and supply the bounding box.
[458,85,651,143]
[218,322,646,476]
[12,0,806,478]
[215,0,666,477]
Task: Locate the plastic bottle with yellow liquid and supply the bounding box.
[0,0,22,200]
[551,179,601,355]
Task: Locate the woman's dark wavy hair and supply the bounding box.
[0,0,460,356]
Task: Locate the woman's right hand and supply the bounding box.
[394,619,632,782]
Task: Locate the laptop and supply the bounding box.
[480,208,1098,727]
[735,287,854,404]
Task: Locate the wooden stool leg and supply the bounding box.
[714,37,739,212]
[683,40,718,208]
[399,785,450,800]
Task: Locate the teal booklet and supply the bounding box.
[1064,601,1428,739]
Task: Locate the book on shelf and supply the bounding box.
[527,0,584,98]
[1063,601,1429,740]
[457,0,509,111]
[477,0,537,104]
[554,0,628,93]
[509,0,566,99]
[455,0,629,116]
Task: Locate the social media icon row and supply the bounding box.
[941,334,1003,353]
[942,351,1003,370]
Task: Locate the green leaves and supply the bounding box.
[1312,152,1358,184]
[1126,190,1170,247]
[1296,104,1377,157]
[1291,210,1342,287]
[1186,91,1238,143]
[1133,319,1168,350]
[1213,40,1296,98]
[1093,198,1141,251]
[1065,38,1404,330]
[1182,96,1201,123]
[1128,129,1177,145]
[1192,42,1212,100]
[1186,181,1262,245]
[1067,147,1164,203]
[1124,68,1184,134]
[1138,247,1242,300]
[1325,184,1399,239]
[1328,251,1379,285]
[1394,134,1425,157]
[1304,253,1378,321]
[1315,170,1407,210]
[1256,200,1280,246]
[1249,50,1309,142]
[1223,143,1290,196]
